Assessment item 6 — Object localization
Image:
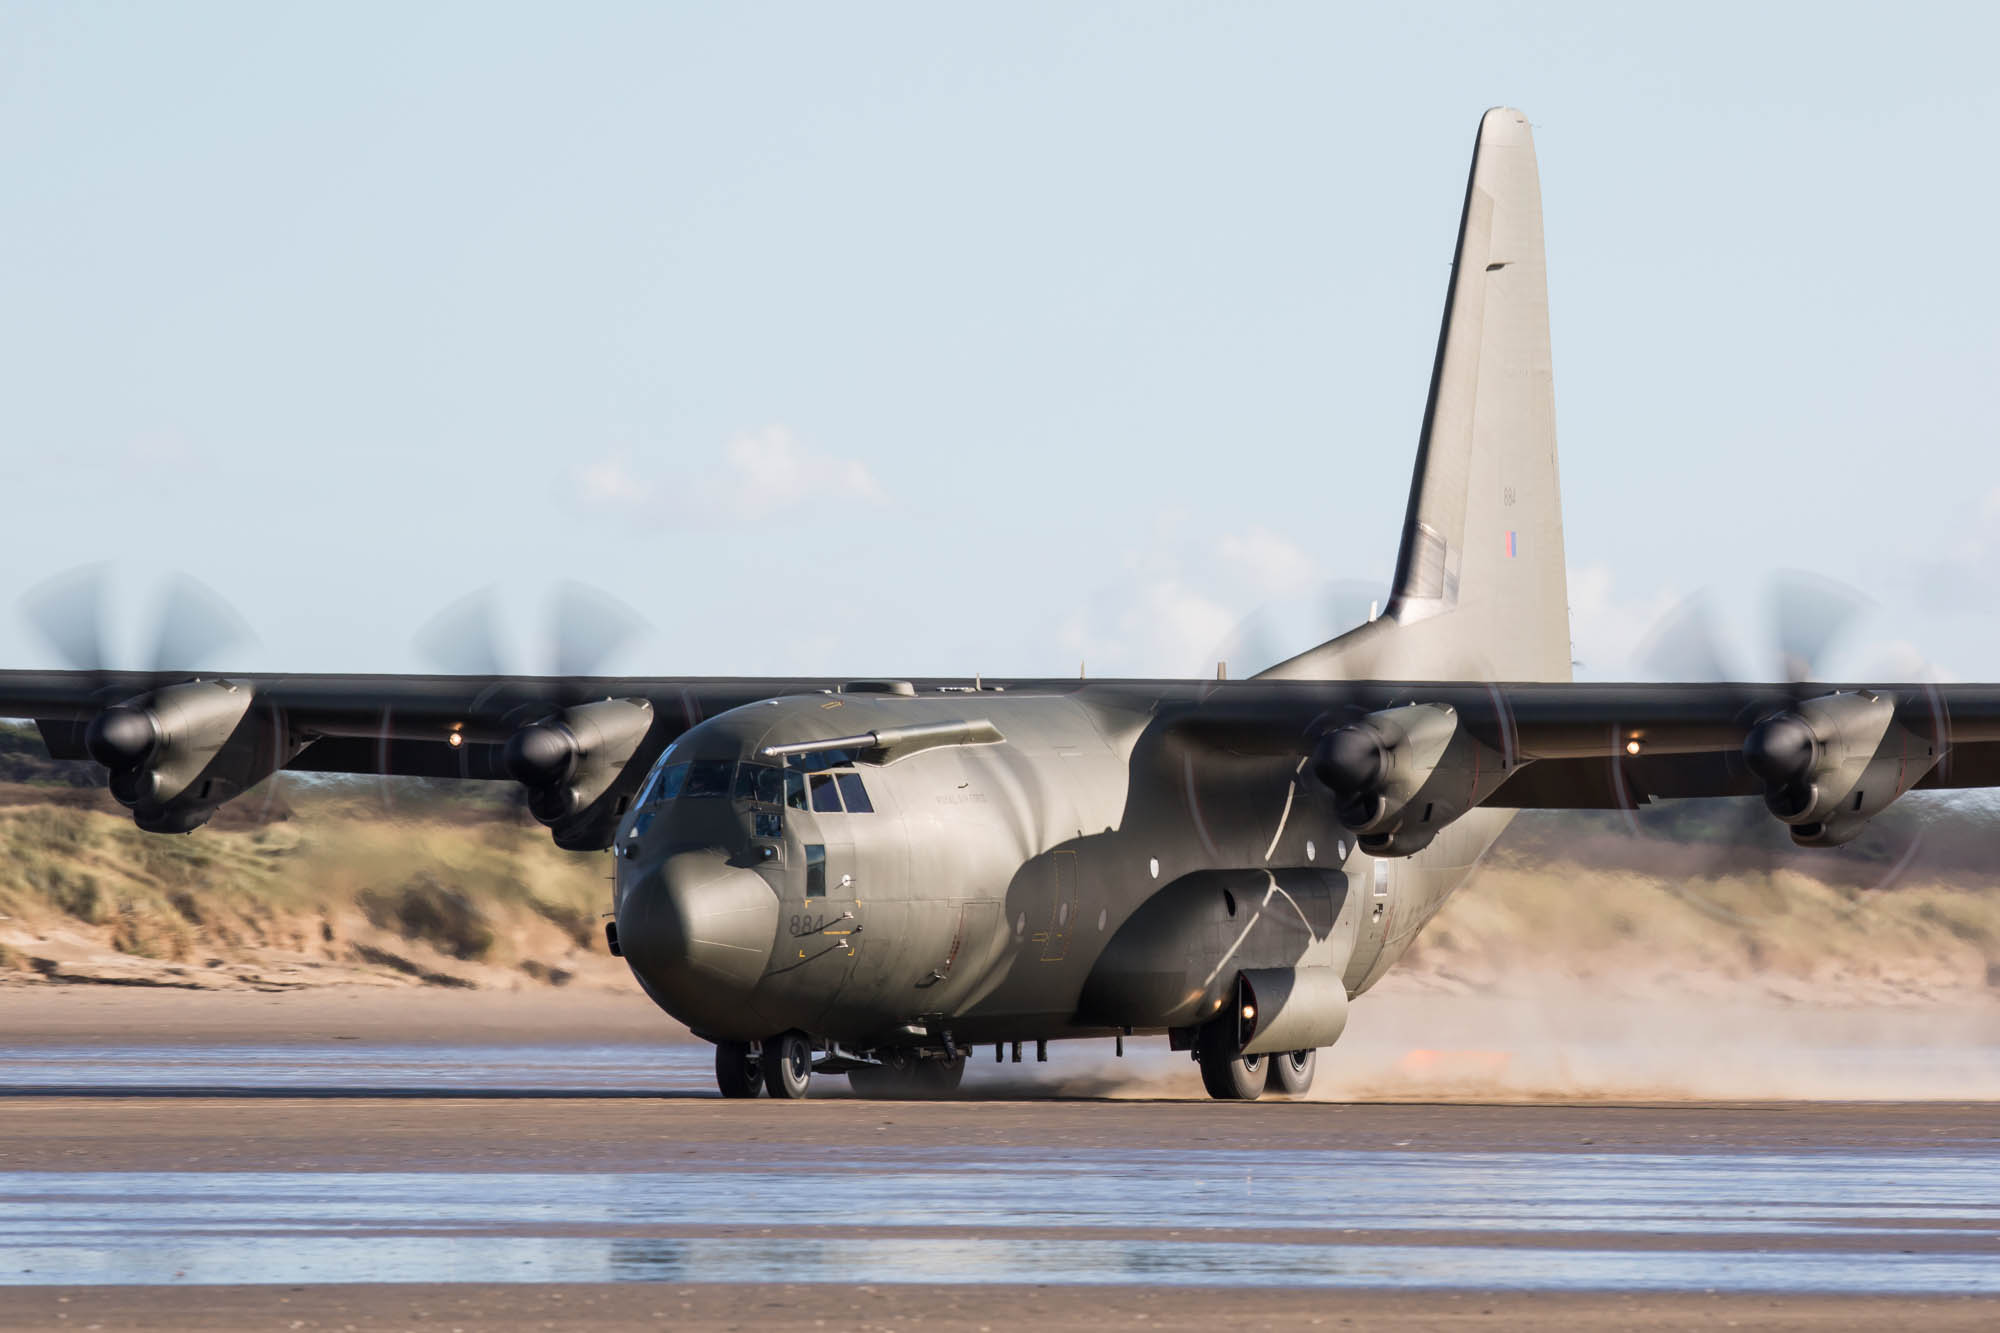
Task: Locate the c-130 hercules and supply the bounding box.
[8,108,1999,1100]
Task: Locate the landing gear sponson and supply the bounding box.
[710,1032,1314,1101]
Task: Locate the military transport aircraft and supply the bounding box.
[5,108,1994,1101]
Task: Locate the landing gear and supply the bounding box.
[1197,1030,1266,1101]
[1267,1048,1316,1097]
[847,1050,967,1099]
[762,1030,814,1099]
[714,1041,762,1098]
[914,1052,968,1096]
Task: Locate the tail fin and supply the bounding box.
[1260,107,1570,684]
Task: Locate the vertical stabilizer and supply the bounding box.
[1260,108,1570,684]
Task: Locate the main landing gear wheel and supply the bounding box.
[762,1030,814,1100]
[913,1052,967,1096]
[1198,1040,1265,1101]
[714,1041,762,1098]
[1267,1049,1316,1097]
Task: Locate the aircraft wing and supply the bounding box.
[6,670,2000,852]
[1164,678,2000,852]
[0,669,877,847]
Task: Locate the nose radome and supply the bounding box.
[622,850,778,993]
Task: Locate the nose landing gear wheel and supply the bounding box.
[714,1041,762,1098]
[1267,1048,1317,1096]
[762,1030,814,1100]
[1197,1041,1265,1101]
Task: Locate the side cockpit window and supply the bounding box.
[781,753,875,815]
[835,772,873,813]
[733,763,783,805]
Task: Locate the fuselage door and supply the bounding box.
[777,763,877,990]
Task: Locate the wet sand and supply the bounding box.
[4,1285,1998,1332]
[3,1096,1999,1330]
[3,1096,1999,1170]
[0,982,683,1046]
[4,989,1999,1329]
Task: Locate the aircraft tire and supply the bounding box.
[714,1041,762,1098]
[912,1052,966,1096]
[1267,1049,1316,1096]
[1197,1040,1265,1101]
[762,1031,814,1099]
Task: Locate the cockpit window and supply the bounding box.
[835,772,873,813]
[640,761,690,807]
[682,760,734,798]
[784,770,807,811]
[809,772,842,812]
[733,762,783,805]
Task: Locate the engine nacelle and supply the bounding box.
[1309,702,1503,857]
[1742,691,1938,847]
[503,697,655,840]
[83,680,289,832]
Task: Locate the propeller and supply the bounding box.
[1207,580,1385,679]
[21,564,257,677]
[395,581,650,818]
[1621,572,1929,921]
[17,566,282,823]
[414,580,646,680]
[21,564,111,678]
[1187,579,1407,868]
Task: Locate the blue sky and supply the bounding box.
[3,3,1995,682]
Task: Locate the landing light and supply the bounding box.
[1624,739,1642,755]
[1241,1004,1256,1020]
[447,731,464,749]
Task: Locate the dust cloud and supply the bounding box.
[958,844,2000,1102]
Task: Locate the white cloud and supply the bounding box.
[710,426,884,517]
[1060,575,1239,679]
[125,430,200,472]
[1061,523,1372,677]
[1217,526,1317,597]
[571,427,886,521]
[1852,638,1961,684]
[1566,563,1683,679]
[574,449,655,509]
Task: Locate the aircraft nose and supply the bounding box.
[618,850,778,1025]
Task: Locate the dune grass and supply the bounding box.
[0,778,615,986]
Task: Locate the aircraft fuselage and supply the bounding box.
[611,687,1508,1056]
